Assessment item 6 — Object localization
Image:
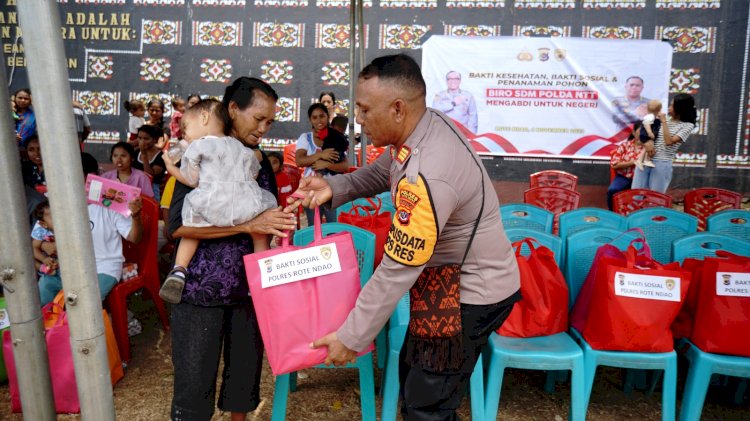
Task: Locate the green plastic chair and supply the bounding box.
[271,223,377,421]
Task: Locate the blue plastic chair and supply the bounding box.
[500,203,554,233]
[563,228,640,310]
[484,332,585,421]
[564,229,678,421]
[271,223,377,421]
[706,209,750,242]
[672,233,750,264]
[381,294,485,421]
[376,190,394,210]
[559,208,627,264]
[504,227,563,267]
[484,228,583,421]
[626,207,698,264]
[678,339,750,421]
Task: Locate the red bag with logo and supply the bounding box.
[689,252,750,356]
[582,248,690,352]
[244,207,372,375]
[570,231,651,333]
[670,257,704,339]
[337,197,391,268]
[498,239,569,337]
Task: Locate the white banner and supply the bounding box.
[259,243,342,289]
[422,36,673,158]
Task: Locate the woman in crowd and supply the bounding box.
[101,142,154,198]
[186,93,201,109]
[631,93,697,193]
[295,102,350,223]
[168,77,296,421]
[14,88,36,149]
[146,98,171,143]
[133,124,166,201]
[21,135,46,193]
[319,91,339,124]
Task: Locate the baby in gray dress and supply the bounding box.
[159,99,277,304]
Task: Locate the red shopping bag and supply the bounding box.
[498,239,569,337]
[337,197,391,268]
[671,257,704,339]
[690,252,750,356]
[245,207,372,375]
[583,248,690,352]
[570,231,651,332]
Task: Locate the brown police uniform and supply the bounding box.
[328,108,521,419]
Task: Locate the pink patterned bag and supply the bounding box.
[244,208,370,375]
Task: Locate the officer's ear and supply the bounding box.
[392,98,405,123]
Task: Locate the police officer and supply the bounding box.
[612,76,650,125]
[290,54,520,420]
[432,71,478,133]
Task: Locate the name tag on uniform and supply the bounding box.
[259,244,342,289]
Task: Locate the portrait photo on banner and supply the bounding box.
[422,36,672,158]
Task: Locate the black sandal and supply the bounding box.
[159,266,188,304]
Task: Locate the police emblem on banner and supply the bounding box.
[320,246,332,260]
[554,48,566,61]
[264,259,273,274]
[538,48,550,62]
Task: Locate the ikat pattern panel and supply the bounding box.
[444,25,501,37]
[73,91,121,116]
[253,22,305,48]
[315,24,369,49]
[193,21,243,46]
[261,60,294,85]
[655,26,717,53]
[581,26,642,39]
[655,0,720,9]
[142,20,182,45]
[513,25,571,37]
[379,24,430,49]
[581,0,645,8]
[514,0,575,8]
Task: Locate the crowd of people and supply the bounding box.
[11,55,699,420]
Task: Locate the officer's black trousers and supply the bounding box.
[399,291,520,421]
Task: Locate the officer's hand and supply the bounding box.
[311,332,357,367]
[285,177,333,211]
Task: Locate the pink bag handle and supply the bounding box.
[279,207,322,247]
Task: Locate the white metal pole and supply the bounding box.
[0,44,56,421]
[16,2,115,419]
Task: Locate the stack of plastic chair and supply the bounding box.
[612,189,672,216]
[529,170,578,191]
[706,209,750,242]
[500,203,554,233]
[336,197,396,221]
[683,187,742,231]
[271,223,377,421]
[559,207,627,263]
[564,228,678,421]
[483,229,584,421]
[381,293,485,421]
[626,207,698,264]
[104,196,169,364]
[672,232,750,264]
[671,235,750,421]
[524,186,581,234]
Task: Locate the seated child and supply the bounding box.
[159,99,277,304]
[38,197,143,306]
[635,99,662,170]
[31,202,57,276]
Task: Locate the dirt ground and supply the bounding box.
[0,295,747,421]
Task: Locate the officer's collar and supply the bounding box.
[390,109,431,169]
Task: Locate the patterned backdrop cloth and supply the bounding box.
[2,0,746,175]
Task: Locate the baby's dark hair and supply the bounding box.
[123,99,145,113]
[267,151,283,165]
[171,96,185,107]
[185,99,231,135]
[137,124,164,140]
[32,201,50,222]
[331,115,348,131]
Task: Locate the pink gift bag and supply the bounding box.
[245,208,370,375]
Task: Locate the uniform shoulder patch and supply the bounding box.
[385,174,437,267]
